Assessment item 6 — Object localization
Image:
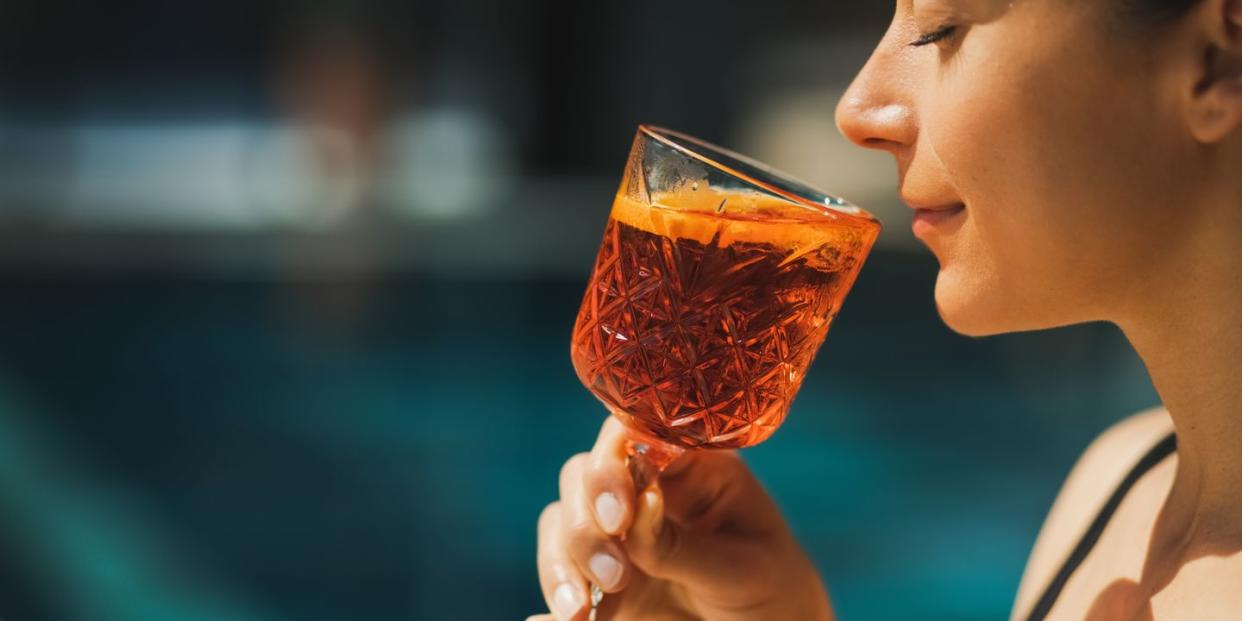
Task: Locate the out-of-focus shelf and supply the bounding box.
[0,178,615,279]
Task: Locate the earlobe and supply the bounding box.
[1188,0,1242,143]
[1188,74,1241,144]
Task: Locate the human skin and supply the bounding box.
[531,0,1242,618]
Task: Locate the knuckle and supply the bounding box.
[565,517,599,551]
[706,449,744,470]
[585,452,620,485]
[602,416,624,435]
[537,501,561,533]
[559,453,588,486]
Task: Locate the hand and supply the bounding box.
[530,417,834,621]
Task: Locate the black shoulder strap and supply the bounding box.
[1024,431,1177,621]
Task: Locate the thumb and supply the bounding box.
[623,485,762,589]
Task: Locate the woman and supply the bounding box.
[532,0,1242,618]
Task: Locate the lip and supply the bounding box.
[911,203,965,236]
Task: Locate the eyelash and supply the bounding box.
[910,24,958,47]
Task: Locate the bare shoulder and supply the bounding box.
[1009,406,1174,621]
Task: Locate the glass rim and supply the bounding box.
[638,124,880,228]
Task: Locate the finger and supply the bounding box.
[536,502,589,621]
[560,451,632,594]
[585,417,636,536]
[660,450,781,533]
[625,483,765,589]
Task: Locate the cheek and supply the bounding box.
[920,19,1174,331]
[921,75,1092,330]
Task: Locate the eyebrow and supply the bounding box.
[913,0,1012,24]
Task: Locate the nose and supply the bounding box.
[834,47,917,156]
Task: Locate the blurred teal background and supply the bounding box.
[0,2,1159,620]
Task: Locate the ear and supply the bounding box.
[1186,0,1242,143]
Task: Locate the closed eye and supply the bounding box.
[909,25,958,47]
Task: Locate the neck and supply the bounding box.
[1117,193,1242,547]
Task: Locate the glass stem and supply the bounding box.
[623,427,685,493]
[590,425,685,619]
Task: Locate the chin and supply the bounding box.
[934,297,1002,338]
[933,267,1080,337]
[931,266,1013,338]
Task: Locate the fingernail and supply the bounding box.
[589,552,623,590]
[594,492,623,533]
[552,582,583,620]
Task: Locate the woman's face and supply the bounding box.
[836,0,1209,336]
